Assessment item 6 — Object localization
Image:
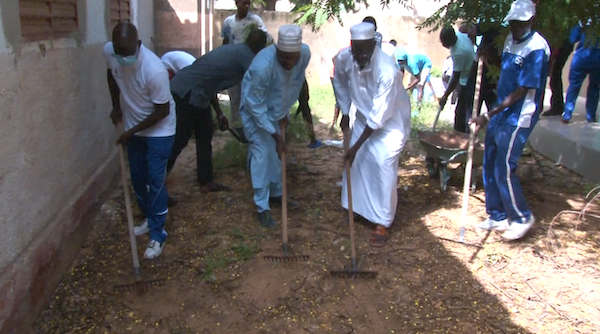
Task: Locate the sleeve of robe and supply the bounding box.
[366,70,398,130]
[242,59,278,135]
[332,50,352,116]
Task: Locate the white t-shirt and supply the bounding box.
[160,51,195,73]
[221,13,268,45]
[103,42,176,137]
[381,42,396,58]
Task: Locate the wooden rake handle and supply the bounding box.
[343,128,357,262]
[118,144,142,280]
[280,124,288,245]
[460,58,485,235]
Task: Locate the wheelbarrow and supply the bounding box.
[417,107,484,192]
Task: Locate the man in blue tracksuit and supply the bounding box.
[561,22,600,123]
[471,0,550,240]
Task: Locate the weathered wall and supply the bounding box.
[213,10,450,85]
[0,0,151,332]
[154,0,213,57]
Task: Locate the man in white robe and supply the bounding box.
[241,25,311,227]
[333,22,411,246]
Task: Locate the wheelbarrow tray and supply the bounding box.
[417,130,484,165]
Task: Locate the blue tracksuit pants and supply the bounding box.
[562,53,600,122]
[483,121,532,224]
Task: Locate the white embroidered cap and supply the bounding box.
[350,22,375,40]
[277,25,303,52]
[504,0,535,22]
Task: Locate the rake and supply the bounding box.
[263,124,309,262]
[113,145,166,292]
[329,128,378,279]
[440,57,485,249]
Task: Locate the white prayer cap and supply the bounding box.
[350,22,375,41]
[504,0,535,22]
[277,25,303,52]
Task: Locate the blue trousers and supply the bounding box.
[127,135,174,243]
[563,54,600,122]
[483,122,532,223]
[241,108,283,213]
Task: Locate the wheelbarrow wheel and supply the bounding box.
[439,163,450,192]
[426,158,438,179]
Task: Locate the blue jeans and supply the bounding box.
[483,122,532,223]
[127,135,174,243]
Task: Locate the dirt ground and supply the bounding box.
[36,120,600,334]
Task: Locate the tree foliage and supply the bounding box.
[294,0,600,46]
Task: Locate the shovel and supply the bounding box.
[228,127,249,144]
[329,127,378,279]
[263,124,309,262]
[113,145,166,292]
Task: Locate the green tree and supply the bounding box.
[295,0,600,46]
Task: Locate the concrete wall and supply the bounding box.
[0,1,151,332]
[154,0,214,58]
[212,10,450,85]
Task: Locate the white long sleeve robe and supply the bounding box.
[332,46,411,227]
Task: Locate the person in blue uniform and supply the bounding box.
[561,22,600,124]
[240,25,311,227]
[470,0,550,240]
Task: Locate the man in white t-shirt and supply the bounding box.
[104,22,176,260]
[221,0,269,130]
[160,51,195,80]
[438,26,477,133]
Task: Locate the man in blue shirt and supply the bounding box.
[561,22,600,123]
[241,25,310,227]
[166,28,267,193]
[394,47,434,102]
[471,0,550,240]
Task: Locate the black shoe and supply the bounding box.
[269,196,300,210]
[258,211,278,228]
[542,108,563,116]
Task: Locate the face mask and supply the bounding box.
[113,45,139,67]
[116,55,137,67]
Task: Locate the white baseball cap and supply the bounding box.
[504,0,536,22]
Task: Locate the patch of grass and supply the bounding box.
[213,138,248,170]
[430,66,443,78]
[231,241,261,261]
[203,254,235,281]
[409,100,452,137]
[306,81,337,120]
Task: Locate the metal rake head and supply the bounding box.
[329,269,378,279]
[113,278,166,292]
[263,254,310,262]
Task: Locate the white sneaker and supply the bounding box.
[134,219,149,236]
[502,215,535,241]
[144,239,165,259]
[477,218,509,231]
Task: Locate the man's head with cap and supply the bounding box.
[394,47,407,67]
[276,24,303,70]
[350,22,376,69]
[504,0,535,40]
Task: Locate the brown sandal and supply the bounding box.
[369,225,387,247]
